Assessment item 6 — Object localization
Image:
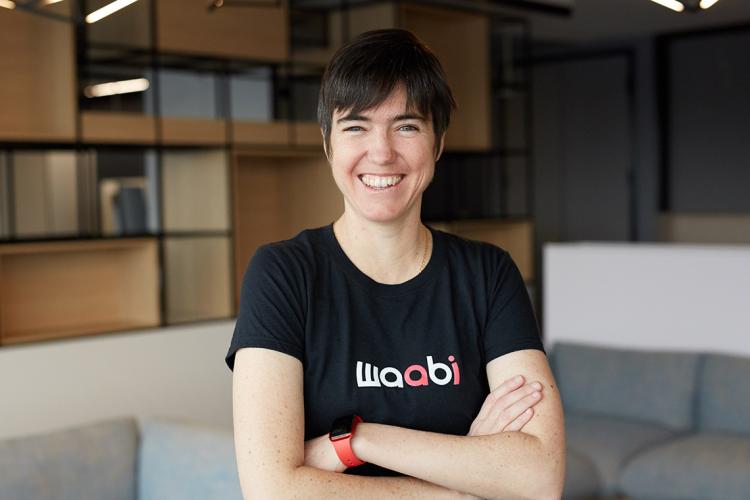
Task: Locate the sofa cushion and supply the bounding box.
[0,416,137,500]
[562,448,600,500]
[620,432,750,500]
[138,418,243,500]
[566,413,679,497]
[698,353,750,435]
[551,342,699,429]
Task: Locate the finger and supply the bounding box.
[491,381,542,415]
[501,390,543,424]
[475,376,525,422]
[504,407,534,432]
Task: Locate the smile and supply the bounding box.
[358,174,405,190]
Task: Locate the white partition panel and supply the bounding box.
[0,320,235,440]
[543,243,750,356]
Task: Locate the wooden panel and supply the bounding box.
[157,0,288,62]
[400,4,491,151]
[232,150,342,307]
[658,213,750,244]
[164,237,232,323]
[160,117,227,146]
[232,121,290,146]
[0,8,76,142]
[0,239,159,345]
[162,150,230,232]
[81,111,158,144]
[293,122,323,147]
[432,219,534,281]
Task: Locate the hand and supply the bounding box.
[467,375,543,437]
[304,433,347,473]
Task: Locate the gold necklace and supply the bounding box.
[417,225,430,274]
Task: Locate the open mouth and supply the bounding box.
[358,174,405,190]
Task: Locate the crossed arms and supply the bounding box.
[232,347,565,500]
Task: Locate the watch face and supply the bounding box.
[329,416,353,441]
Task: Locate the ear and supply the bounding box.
[434,133,446,162]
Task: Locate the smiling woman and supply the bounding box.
[226,29,565,500]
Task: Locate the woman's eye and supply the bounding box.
[343,126,364,132]
[398,124,419,132]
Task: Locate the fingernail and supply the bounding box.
[515,375,523,383]
[532,382,542,390]
[525,408,533,414]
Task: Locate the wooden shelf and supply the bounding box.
[232,148,340,308]
[160,117,227,146]
[81,111,158,144]
[0,238,160,345]
[232,121,290,147]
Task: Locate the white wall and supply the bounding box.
[543,242,750,356]
[0,320,235,440]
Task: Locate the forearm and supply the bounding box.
[281,466,469,500]
[352,423,561,500]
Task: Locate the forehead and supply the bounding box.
[332,86,423,120]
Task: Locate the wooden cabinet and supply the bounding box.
[0,239,159,345]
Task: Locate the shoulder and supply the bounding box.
[435,227,514,276]
[242,226,327,289]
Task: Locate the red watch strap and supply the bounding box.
[331,415,365,468]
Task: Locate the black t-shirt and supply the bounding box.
[225,223,545,476]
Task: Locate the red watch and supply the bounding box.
[329,415,366,468]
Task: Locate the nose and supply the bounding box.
[367,130,397,165]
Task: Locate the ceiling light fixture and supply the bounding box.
[84,78,150,98]
[0,0,16,10]
[85,0,139,24]
[650,0,721,12]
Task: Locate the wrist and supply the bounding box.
[350,422,371,461]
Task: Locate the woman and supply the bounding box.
[226,29,565,499]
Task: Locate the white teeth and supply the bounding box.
[360,174,404,188]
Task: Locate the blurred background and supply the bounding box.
[0,1,748,499]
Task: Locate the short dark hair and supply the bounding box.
[317,29,456,155]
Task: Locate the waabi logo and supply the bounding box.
[356,355,461,388]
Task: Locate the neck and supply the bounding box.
[333,212,431,285]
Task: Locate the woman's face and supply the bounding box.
[327,86,443,225]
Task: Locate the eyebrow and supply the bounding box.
[336,113,426,124]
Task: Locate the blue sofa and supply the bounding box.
[3,342,748,500]
[0,417,243,500]
[553,342,750,500]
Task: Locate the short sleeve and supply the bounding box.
[483,250,545,363]
[225,244,306,371]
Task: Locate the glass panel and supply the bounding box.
[12,150,80,239]
[230,67,274,122]
[161,149,229,232]
[159,68,220,119]
[92,148,160,236]
[164,236,233,323]
[423,153,505,221]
